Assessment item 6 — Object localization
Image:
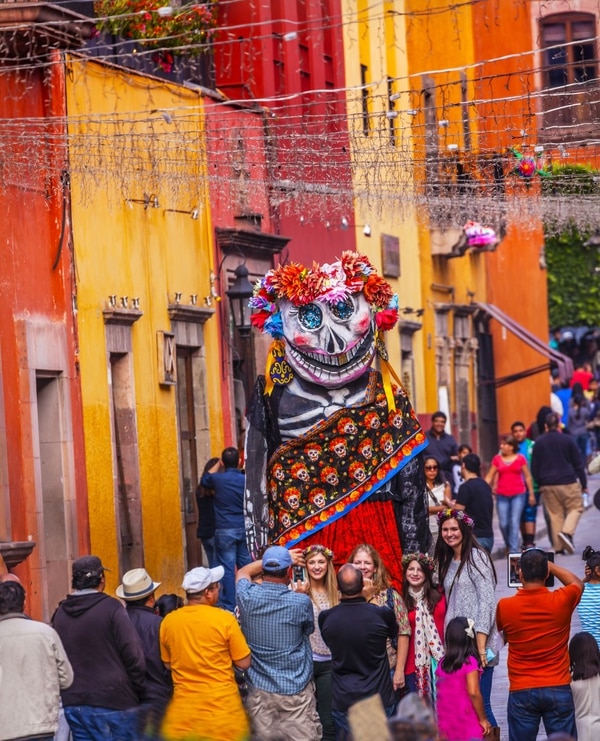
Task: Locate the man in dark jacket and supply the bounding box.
[531,413,589,554]
[52,556,146,741]
[319,564,399,737]
[117,568,173,733]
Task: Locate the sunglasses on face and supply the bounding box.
[425,465,439,470]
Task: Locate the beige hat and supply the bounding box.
[116,568,160,601]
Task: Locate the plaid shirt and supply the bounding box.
[237,579,314,695]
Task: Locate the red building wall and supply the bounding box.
[214,0,356,264]
[0,57,88,619]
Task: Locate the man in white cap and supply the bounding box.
[159,565,251,741]
[117,568,172,734]
[236,546,321,741]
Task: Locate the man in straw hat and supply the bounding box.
[117,568,173,735]
[52,556,146,741]
[159,565,251,741]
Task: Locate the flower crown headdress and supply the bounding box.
[401,552,436,572]
[249,251,399,339]
[437,508,474,528]
[303,544,334,560]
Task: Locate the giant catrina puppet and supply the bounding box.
[245,252,430,584]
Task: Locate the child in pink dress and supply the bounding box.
[436,616,491,741]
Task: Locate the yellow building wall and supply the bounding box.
[341,0,425,412]
[65,57,224,593]
[404,1,486,419]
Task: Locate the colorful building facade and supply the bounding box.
[65,56,223,591]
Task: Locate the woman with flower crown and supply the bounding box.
[294,544,339,741]
[400,553,446,704]
[435,509,500,734]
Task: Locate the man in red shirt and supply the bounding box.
[496,549,582,741]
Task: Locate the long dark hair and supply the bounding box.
[435,514,497,588]
[423,456,444,487]
[570,631,600,680]
[401,557,442,614]
[441,616,481,673]
[197,457,219,499]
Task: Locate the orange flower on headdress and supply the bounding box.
[363,274,393,310]
[269,263,306,299]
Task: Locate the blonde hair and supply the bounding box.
[304,546,339,607]
[348,543,391,595]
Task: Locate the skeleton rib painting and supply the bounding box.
[245,252,430,585]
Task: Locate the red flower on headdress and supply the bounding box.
[250,311,270,330]
[363,275,393,309]
[375,308,399,331]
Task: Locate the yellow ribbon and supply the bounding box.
[264,340,284,396]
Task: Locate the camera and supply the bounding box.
[507,551,555,588]
[292,566,307,582]
[582,545,596,561]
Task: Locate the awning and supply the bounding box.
[475,303,574,385]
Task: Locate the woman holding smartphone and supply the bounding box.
[294,544,338,741]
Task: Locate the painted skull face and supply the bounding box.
[349,462,366,482]
[330,438,347,458]
[305,444,321,461]
[284,488,301,510]
[381,433,394,455]
[279,294,376,388]
[268,509,275,529]
[358,439,373,459]
[365,412,381,429]
[292,462,310,481]
[273,463,285,481]
[321,467,339,486]
[309,488,327,508]
[338,417,358,435]
[279,511,291,528]
[389,411,404,429]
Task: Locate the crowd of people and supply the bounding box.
[1,409,599,741]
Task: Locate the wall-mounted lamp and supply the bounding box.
[163,207,199,220]
[405,109,418,116]
[226,264,254,338]
[438,119,449,128]
[363,224,372,237]
[126,193,159,210]
[389,92,402,102]
[386,110,399,120]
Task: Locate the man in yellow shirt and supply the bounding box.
[159,565,251,741]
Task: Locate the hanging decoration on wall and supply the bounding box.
[510,148,550,187]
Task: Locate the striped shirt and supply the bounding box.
[237,579,314,695]
[577,582,600,649]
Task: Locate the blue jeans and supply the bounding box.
[507,685,576,741]
[215,527,251,611]
[332,702,396,740]
[200,535,218,568]
[496,493,527,552]
[64,705,138,741]
[480,665,497,726]
[476,536,494,554]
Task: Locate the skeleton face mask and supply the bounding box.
[279,294,376,388]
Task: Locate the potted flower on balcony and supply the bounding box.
[93,0,217,72]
